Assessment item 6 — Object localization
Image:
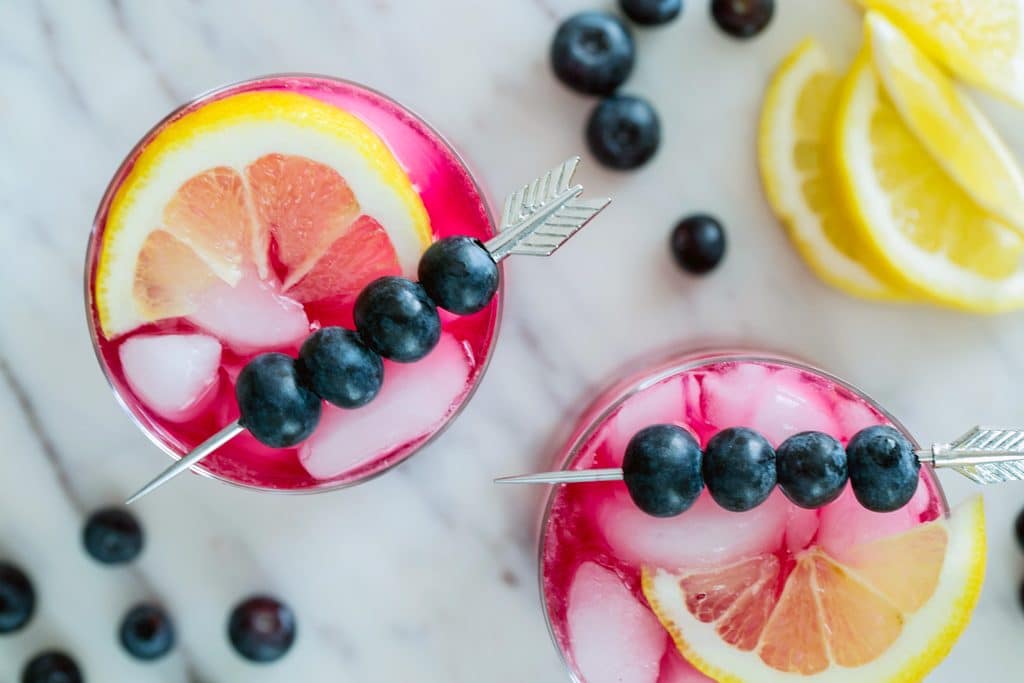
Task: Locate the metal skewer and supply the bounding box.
[125,157,610,505]
[495,426,1024,486]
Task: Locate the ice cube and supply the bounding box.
[746,369,838,444]
[834,399,884,441]
[188,271,309,353]
[119,333,221,422]
[568,562,666,683]
[701,362,771,429]
[818,483,929,561]
[596,488,789,570]
[299,333,471,479]
[659,646,714,683]
[606,377,685,465]
[702,366,838,445]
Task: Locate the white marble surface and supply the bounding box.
[1,0,1023,680]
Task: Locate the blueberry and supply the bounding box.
[298,327,383,409]
[0,563,35,634]
[21,651,82,683]
[236,353,321,448]
[551,11,635,96]
[119,603,175,661]
[846,425,921,513]
[703,428,776,512]
[586,95,661,170]
[671,214,726,274]
[83,507,144,565]
[623,424,703,517]
[228,595,297,663]
[776,431,848,509]
[620,0,682,26]
[418,237,499,315]
[711,0,775,38]
[354,276,441,362]
[1014,506,1024,552]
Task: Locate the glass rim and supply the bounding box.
[533,346,948,682]
[83,73,504,496]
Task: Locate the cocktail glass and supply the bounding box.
[85,75,502,493]
[537,349,966,683]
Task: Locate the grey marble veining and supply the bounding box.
[1,0,1023,681]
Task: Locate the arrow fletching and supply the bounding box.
[928,426,1024,484]
[484,156,610,262]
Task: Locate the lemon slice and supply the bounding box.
[759,39,906,301]
[868,12,1024,233]
[643,496,986,682]
[859,0,1024,107]
[834,50,1024,312]
[96,91,432,338]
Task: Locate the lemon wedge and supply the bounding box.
[834,48,1024,311]
[860,0,1024,107]
[759,39,907,300]
[868,11,1024,233]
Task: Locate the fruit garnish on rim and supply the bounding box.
[120,155,610,503]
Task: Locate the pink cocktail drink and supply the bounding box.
[539,351,951,683]
[86,76,500,492]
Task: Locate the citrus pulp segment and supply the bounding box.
[859,0,1024,107]
[96,90,432,337]
[867,11,1024,234]
[834,52,1024,312]
[758,39,905,300]
[643,496,985,682]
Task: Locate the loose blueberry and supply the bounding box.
[551,11,635,96]
[776,431,848,509]
[620,0,682,26]
[586,95,661,170]
[711,0,775,38]
[1014,506,1024,552]
[83,507,144,565]
[0,563,35,634]
[354,276,441,362]
[418,236,499,315]
[703,427,776,512]
[623,424,703,517]
[21,651,82,683]
[846,425,921,513]
[228,595,297,663]
[298,328,383,409]
[671,214,727,274]
[119,603,175,661]
[236,353,321,448]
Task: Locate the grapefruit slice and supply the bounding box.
[96,90,432,338]
[642,496,985,682]
[285,215,401,304]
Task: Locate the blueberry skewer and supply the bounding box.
[497,425,1024,517]
[126,158,610,504]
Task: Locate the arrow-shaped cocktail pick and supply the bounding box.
[126,157,609,505]
[494,426,1024,486]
